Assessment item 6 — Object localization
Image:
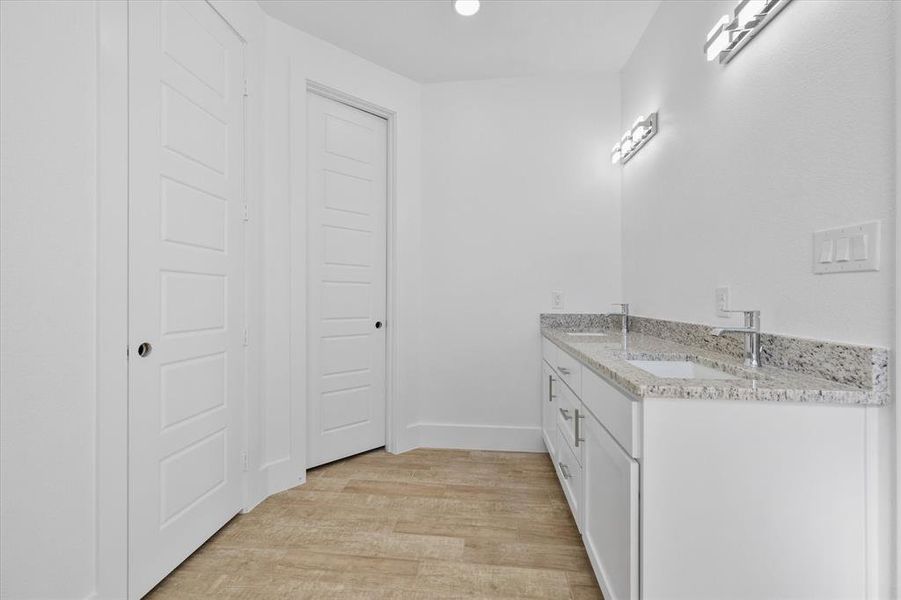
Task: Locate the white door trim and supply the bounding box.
[304,80,400,455]
[96,1,129,598]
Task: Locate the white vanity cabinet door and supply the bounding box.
[541,362,558,459]
[582,412,639,600]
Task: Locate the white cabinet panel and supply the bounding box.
[541,362,558,459]
[555,427,582,528]
[582,412,639,600]
[581,367,640,458]
[641,398,869,600]
[542,336,559,367]
[554,348,582,396]
[556,382,582,465]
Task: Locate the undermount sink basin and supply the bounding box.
[626,359,736,380]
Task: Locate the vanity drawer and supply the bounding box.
[555,427,582,527]
[556,383,582,464]
[581,367,641,458]
[554,348,582,396]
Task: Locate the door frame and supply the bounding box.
[95,2,255,598]
[303,80,401,456]
[96,1,129,597]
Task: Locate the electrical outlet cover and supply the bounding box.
[551,290,565,310]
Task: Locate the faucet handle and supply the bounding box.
[724,309,760,328]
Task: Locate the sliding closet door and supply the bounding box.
[128,1,246,596]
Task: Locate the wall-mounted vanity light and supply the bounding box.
[704,0,793,64]
[611,113,658,165]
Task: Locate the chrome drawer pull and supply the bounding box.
[548,375,557,401]
[574,408,585,447]
[558,461,571,479]
[559,407,572,420]
[557,366,571,375]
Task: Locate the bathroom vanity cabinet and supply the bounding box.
[541,334,884,600]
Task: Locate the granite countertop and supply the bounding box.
[542,326,885,406]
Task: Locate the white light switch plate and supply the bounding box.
[813,221,880,274]
[715,287,730,318]
[551,290,565,310]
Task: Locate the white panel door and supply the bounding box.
[307,93,387,468]
[128,1,245,597]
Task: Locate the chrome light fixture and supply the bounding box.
[611,113,658,165]
[704,0,793,64]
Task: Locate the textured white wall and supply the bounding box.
[0,2,98,598]
[895,2,900,594]
[620,0,895,347]
[418,76,622,446]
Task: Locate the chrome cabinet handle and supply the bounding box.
[558,461,571,479]
[559,407,572,420]
[548,375,557,401]
[557,366,571,375]
[574,408,585,447]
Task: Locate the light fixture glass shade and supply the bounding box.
[632,116,647,141]
[736,0,767,28]
[704,0,792,65]
[612,111,657,166]
[453,0,480,16]
[705,15,731,61]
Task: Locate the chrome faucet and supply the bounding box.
[611,303,630,334]
[710,310,761,368]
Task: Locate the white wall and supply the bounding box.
[621,2,897,593]
[417,76,622,449]
[255,16,423,495]
[0,2,98,598]
[894,2,900,594]
[620,0,895,348]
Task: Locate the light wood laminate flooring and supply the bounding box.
[147,448,602,599]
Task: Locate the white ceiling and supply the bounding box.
[258,0,661,83]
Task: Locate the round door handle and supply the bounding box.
[375,321,383,329]
[137,342,152,357]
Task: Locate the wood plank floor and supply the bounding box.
[147,448,602,599]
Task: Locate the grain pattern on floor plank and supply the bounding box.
[147,448,603,599]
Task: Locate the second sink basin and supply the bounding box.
[626,359,736,380]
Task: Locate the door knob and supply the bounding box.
[375,321,383,329]
[137,342,152,357]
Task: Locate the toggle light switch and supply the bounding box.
[818,240,834,264]
[834,237,851,262]
[850,233,868,261]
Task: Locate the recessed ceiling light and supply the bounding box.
[454,0,480,17]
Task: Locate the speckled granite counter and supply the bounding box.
[541,318,888,406]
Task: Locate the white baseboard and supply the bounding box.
[409,422,546,452]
